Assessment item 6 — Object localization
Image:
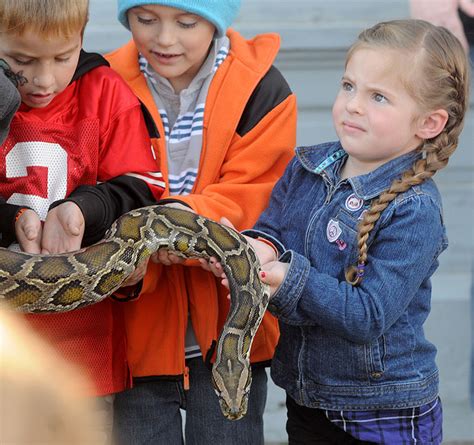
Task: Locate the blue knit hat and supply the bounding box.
[117,0,241,37]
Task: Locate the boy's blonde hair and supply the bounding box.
[344,19,470,285]
[0,0,89,38]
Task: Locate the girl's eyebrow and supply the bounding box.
[343,73,394,96]
[364,83,393,96]
[341,74,354,83]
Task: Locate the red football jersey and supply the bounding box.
[0,62,164,395]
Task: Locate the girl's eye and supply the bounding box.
[341,81,353,92]
[56,57,70,63]
[178,21,197,29]
[373,93,387,103]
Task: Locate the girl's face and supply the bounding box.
[332,47,425,177]
[128,4,215,93]
[0,30,82,108]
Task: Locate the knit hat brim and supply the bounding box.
[117,0,241,38]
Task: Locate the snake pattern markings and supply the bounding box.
[0,205,271,420]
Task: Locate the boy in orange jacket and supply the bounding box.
[108,1,297,443]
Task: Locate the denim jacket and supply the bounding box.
[247,141,448,410]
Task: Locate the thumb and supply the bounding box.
[64,215,82,236]
[24,225,39,241]
[259,262,286,288]
[260,269,279,287]
[67,220,81,236]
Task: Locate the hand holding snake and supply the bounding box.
[0,204,270,420]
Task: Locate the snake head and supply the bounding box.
[217,390,249,421]
[211,358,251,421]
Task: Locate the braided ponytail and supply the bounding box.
[345,19,470,285]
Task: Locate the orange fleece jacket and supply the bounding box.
[106,29,297,378]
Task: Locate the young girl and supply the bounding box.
[106,1,297,444]
[207,19,470,443]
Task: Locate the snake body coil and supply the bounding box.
[0,205,270,420]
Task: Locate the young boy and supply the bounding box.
[108,1,297,443]
[0,0,164,434]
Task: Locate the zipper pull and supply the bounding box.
[183,366,190,391]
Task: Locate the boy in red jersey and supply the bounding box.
[0,0,165,438]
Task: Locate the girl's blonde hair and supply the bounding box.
[345,19,470,285]
[0,0,89,39]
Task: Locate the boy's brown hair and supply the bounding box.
[0,0,89,38]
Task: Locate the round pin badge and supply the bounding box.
[345,194,364,212]
[326,219,342,243]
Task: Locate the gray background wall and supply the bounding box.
[85,1,474,442]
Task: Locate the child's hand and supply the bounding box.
[15,209,42,254]
[199,257,226,279]
[198,217,279,294]
[41,202,85,254]
[198,259,289,300]
[217,217,278,266]
[149,201,194,265]
[260,261,289,297]
[247,236,278,266]
[199,257,230,299]
[150,249,185,266]
[122,258,149,287]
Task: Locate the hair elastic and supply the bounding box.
[356,262,366,278]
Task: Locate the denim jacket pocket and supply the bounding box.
[365,335,386,379]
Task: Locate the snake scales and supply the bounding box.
[0,205,270,420]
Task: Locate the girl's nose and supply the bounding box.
[346,95,363,114]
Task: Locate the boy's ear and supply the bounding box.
[416,109,449,140]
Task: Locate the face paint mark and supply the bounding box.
[0,59,28,87]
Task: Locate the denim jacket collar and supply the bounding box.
[296,141,423,200]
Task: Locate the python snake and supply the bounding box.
[0,205,270,420]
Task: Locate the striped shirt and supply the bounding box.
[139,38,229,196]
[326,397,443,444]
[139,37,230,360]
